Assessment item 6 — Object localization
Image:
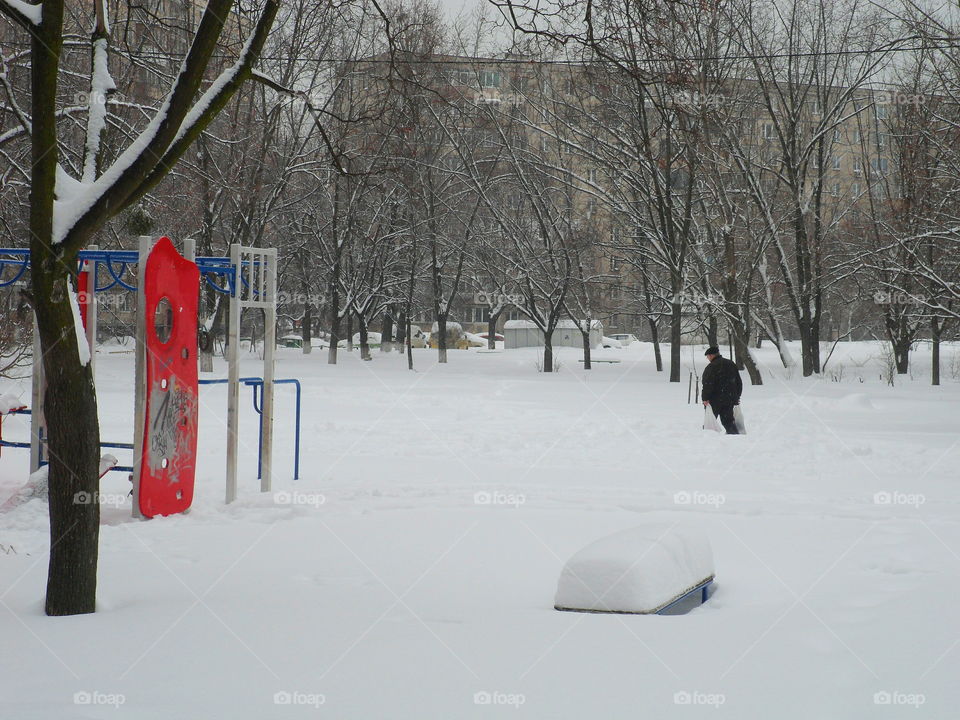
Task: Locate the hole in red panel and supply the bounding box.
[154,297,174,344]
[161,457,168,469]
[176,490,183,500]
[160,378,168,390]
[181,347,189,360]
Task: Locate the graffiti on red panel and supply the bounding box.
[139,237,199,518]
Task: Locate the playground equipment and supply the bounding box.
[0,236,289,516]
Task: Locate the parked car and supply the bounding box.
[478,332,505,342]
[609,333,638,346]
[601,336,623,349]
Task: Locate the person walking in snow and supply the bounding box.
[701,346,743,435]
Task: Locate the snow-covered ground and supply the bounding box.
[1,340,959,718]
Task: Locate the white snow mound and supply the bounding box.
[554,525,714,614]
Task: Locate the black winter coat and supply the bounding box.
[702,356,743,405]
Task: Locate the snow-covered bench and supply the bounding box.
[554,525,714,615]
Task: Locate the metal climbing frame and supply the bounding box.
[225,244,277,504]
[0,240,279,509]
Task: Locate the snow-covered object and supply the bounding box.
[601,336,623,349]
[0,393,25,415]
[503,319,603,350]
[67,278,91,365]
[0,465,49,512]
[554,525,714,614]
[430,321,462,334]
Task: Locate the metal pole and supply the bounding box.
[225,243,241,504]
[131,235,152,518]
[260,249,277,493]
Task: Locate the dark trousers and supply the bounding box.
[712,403,739,434]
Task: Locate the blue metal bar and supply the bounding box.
[655,579,713,615]
[0,254,29,288]
[102,259,138,292]
[202,273,233,295]
[199,377,301,482]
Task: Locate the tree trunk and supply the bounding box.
[487,315,498,350]
[37,276,102,616]
[885,311,911,375]
[733,330,762,385]
[543,334,554,373]
[380,311,393,353]
[931,318,941,387]
[670,301,681,382]
[647,315,663,372]
[359,318,370,361]
[395,310,406,351]
[406,317,414,370]
[706,314,718,348]
[301,280,312,355]
[27,2,101,616]
[346,312,353,352]
[437,315,448,364]
[581,330,591,369]
[327,272,339,365]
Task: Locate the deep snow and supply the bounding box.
[1,340,959,718]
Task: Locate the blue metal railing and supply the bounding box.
[197,377,301,481]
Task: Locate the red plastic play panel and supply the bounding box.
[139,237,199,517]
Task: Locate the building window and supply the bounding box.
[871,157,888,175]
[471,306,491,323]
[833,128,842,142]
[762,123,775,139]
[876,103,888,120]
[832,155,841,171]
[853,158,862,175]
[479,70,501,88]
[611,256,622,271]
[831,182,840,197]
[851,182,861,196]
[588,168,597,184]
